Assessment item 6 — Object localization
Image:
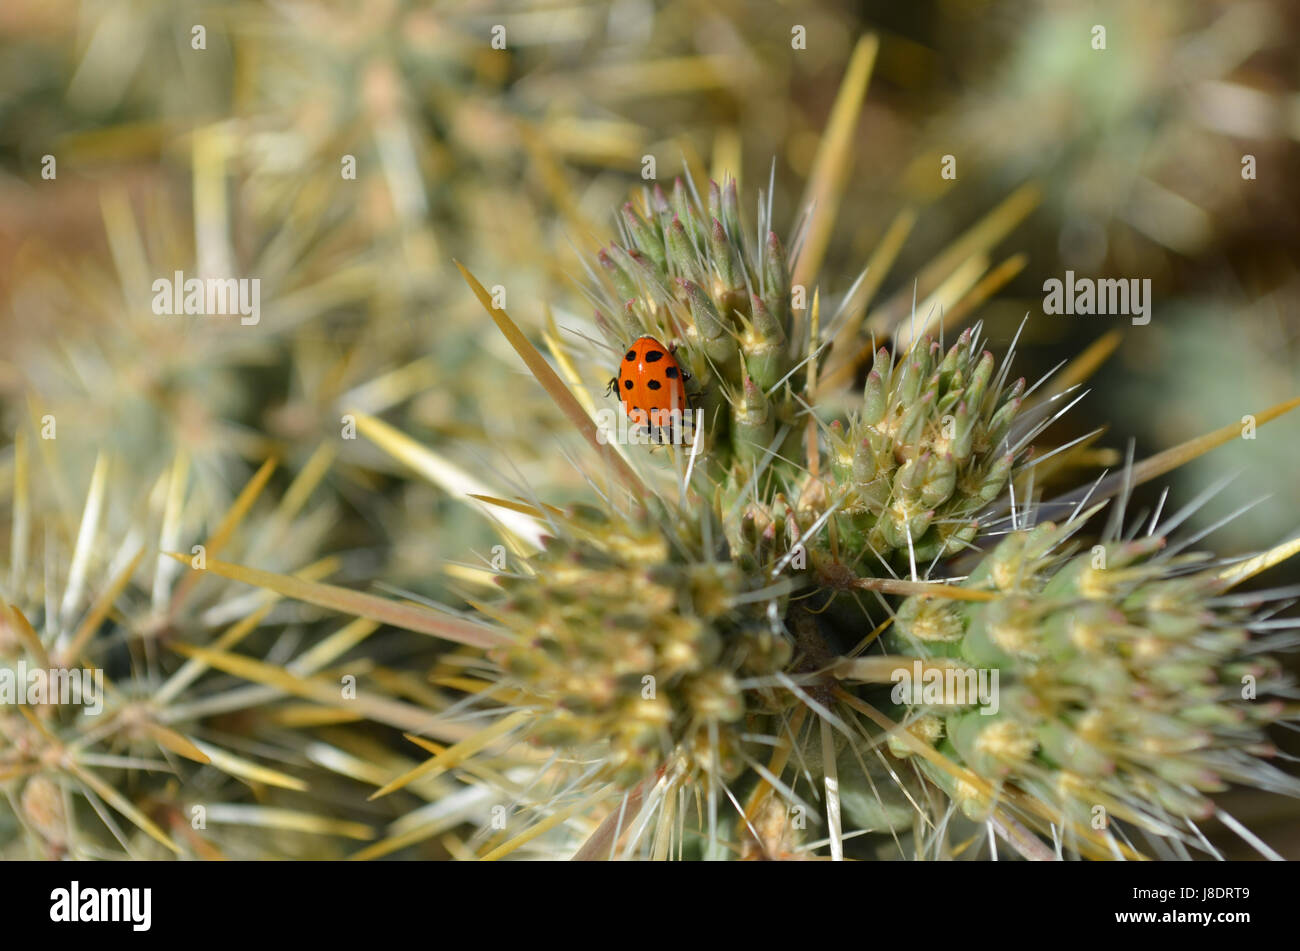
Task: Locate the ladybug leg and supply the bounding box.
[662,342,691,380]
[605,376,618,397]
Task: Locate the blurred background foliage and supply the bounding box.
[1,0,1298,857]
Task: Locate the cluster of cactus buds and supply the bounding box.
[492,504,796,787]
[535,182,1300,856]
[593,176,801,469]
[883,521,1295,831]
[826,327,1023,565]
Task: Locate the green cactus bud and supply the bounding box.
[963,350,996,413]
[762,231,790,328]
[975,452,1014,502]
[707,179,723,223]
[896,390,934,449]
[921,452,958,508]
[599,247,639,305]
[666,214,706,285]
[851,435,879,484]
[740,294,788,392]
[669,178,702,243]
[862,369,888,426]
[622,202,667,272]
[896,597,965,643]
[948,400,975,462]
[709,217,743,296]
[896,453,929,498]
[898,358,925,406]
[937,329,969,388]
[985,379,1025,447]
[677,278,735,366]
[732,374,774,463]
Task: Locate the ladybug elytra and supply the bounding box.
[606,335,691,441]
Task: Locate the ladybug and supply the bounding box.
[606,335,691,442]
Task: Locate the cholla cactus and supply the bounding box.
[0,427,392,859]
[491,503,771,788]
[311,165,1300,860]
[20,21,1293,862]
[884,517,1296,855]
[825,328,1021,565]
[586,172,1036,573]
[591,175,801,471]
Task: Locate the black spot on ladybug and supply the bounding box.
[647,379,662,390]
[623,379,633,390]
[625,351,636,361]
[665,366,679,379]
[644,351,664,362]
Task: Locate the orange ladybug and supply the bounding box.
[606,335,691,441]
